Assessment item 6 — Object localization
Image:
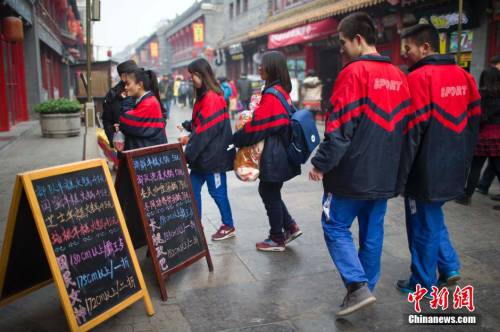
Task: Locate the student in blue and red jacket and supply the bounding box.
[309,12,412,317]
[397,24,481,294]
[233,51,302,252]
[178,58,236,241]
[120,68,167,151]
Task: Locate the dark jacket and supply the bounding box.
[182,90,235,173]
[237,78,253,102]
[480,95,500,125]
[311,55,411,199]
[159,79,174,101]
[233,84,301,183]
[398,54,481,202]
[119,92,167,151]
[102,81,135,147]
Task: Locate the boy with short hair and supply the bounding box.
[397,23,481,294]
[309,12,412,317]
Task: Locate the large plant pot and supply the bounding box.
[40,113,81,138]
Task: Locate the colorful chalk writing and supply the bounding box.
[33,167,139,326]
[131,150,204,273]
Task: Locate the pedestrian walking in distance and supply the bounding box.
[233,51,303,252]
[309,12,411,317]
[179,58,236,241]
[397,23,481,295]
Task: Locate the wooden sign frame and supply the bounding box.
[0,159,154,332]
[116,143,213,301]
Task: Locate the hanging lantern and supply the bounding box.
[1,17,24,42]
[107,49,112,58]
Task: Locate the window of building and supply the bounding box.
[243,0,248,12]
[236,0,241,16]
[229,2,234,19]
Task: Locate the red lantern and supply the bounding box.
[107,50,112,58]
[1,17,24,42]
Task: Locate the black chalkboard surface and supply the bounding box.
[116,143,213,301]
[0,160,154,332]
[32,167,140,324]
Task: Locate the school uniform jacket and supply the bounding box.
[311,54,411,199]
[233,83,301,182]
[119,92,167,151]
[397,54,481,202]
[182,90,235,173]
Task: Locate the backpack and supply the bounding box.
[265,87,320,165]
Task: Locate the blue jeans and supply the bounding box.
[190,170,234,228]
[321,193,387,291]
[404,198,460,290]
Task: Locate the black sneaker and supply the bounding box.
[491,194,500,202]
[336,282,376,317]
[454,196,471,206]
[476,187,489,195]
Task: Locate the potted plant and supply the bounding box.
[34,98,82,137]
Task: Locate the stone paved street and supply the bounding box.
[0,105,499,331]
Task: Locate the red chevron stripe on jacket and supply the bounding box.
[398,54,481,202]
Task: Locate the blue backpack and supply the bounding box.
[265,87,320,165]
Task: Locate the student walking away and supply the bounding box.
[233,51,302,252]
[308,12,411,317]
[178,58,236,241]
[119,68,167,151]
[397,24,481,296]
[456,67,500,210]
[159,74,174,120]
[237,74,253,110]
[102,60,138,147]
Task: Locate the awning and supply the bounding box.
[268,18,337,49]
[249,0,384,39]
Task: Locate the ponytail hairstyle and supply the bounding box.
[188,58,223,99]
[130,68,165,115]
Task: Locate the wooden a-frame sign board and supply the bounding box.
[0,159,154,332]
[116,143,213,301]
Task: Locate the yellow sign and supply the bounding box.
[439,33,447,54]
[193,23,204,46]
[150,42,158,58]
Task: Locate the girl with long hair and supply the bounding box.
[119,68,167,151]
[233,51,302,251]
[179,58,236,240]
[458,66,500,209]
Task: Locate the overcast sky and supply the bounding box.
[92,0,196,60]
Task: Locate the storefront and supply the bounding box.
[268,18,339,81]
[0,10,29,131]
[411,1,481,71]
[40,42,63,100]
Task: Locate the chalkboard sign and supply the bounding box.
[116,143,213,301]
[0,160,154,332]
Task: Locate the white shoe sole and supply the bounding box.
[285,230,303,244]
[212,232,236,241]
[336,296,376,317]
[256,246,285,252]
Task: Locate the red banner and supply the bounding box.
[268,18,338,49]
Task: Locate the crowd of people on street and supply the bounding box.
[100,11,499,318]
